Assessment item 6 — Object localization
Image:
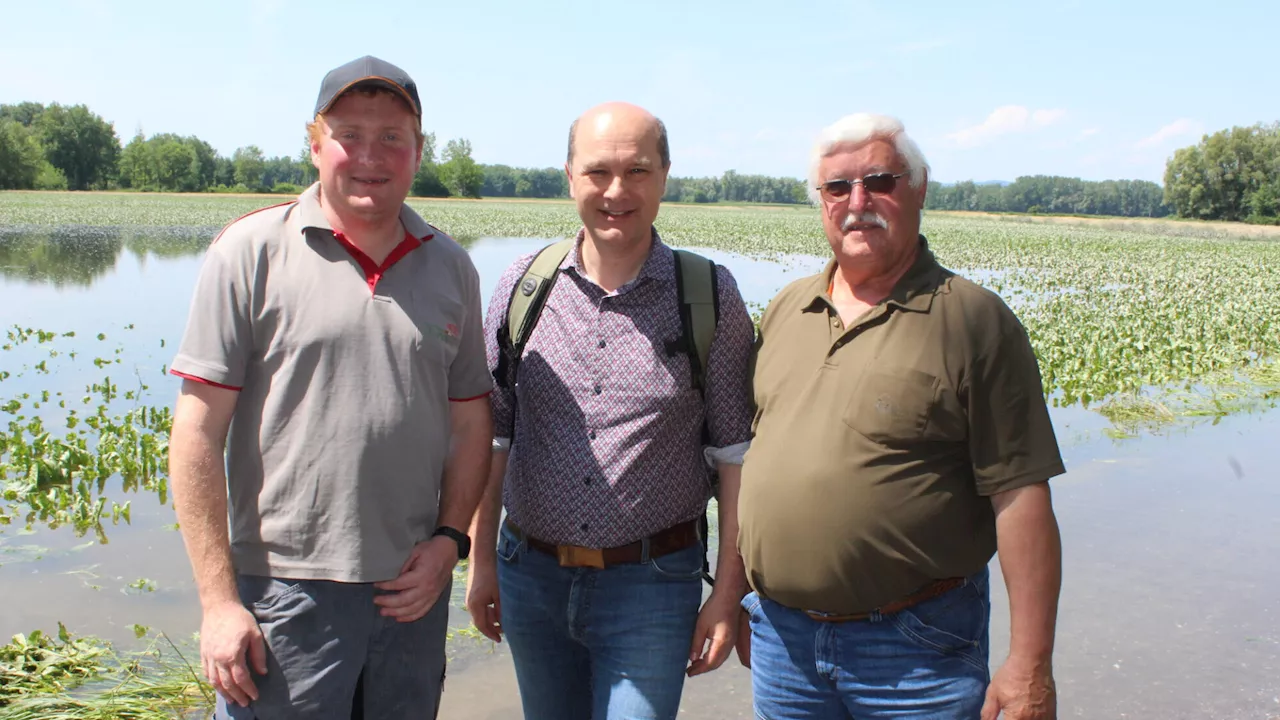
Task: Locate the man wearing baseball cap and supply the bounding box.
[167,55,493,718]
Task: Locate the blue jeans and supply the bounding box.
[744,568,991,720]
[215,574,449,720]
[496,520,705,720]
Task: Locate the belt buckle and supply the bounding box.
[557,545,605,569]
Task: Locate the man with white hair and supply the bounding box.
[736,113,1065,720]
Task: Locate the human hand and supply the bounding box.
[981,656,1056,720]
[373,537,457,622]
[200,600,267,707]
[687,590,741,677]
[465,557,502,642]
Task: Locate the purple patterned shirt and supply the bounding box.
[484,229,755,546]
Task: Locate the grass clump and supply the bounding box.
[0,623,212,719]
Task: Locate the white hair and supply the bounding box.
[807,113,930,204]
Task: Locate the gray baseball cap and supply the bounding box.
[314,55,421,118]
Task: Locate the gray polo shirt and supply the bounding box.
[171,183,492,583]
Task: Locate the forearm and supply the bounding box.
[468,450,508,564]
[994,482,1062,664]
[437,401,493,533]
[169,421,238,610]
[710,463,747,599]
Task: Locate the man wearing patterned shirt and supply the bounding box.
[464,102,756,720]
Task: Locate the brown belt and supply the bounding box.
[505,517,701,569]
[805,577,967,622]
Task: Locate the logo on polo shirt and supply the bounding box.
[424,322,461,343]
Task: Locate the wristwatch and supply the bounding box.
[431,526,471,560]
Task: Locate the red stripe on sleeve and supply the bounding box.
[171,369,243,392]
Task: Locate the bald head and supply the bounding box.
[567,102,670,170]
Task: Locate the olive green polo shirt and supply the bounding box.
[738,237,1065,614]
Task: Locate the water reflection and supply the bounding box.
[0,227,125,287]
[0,226,215,288]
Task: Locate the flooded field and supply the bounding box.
[1,194,1278,718]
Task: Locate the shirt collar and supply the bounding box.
[295,181,435,241]
[802,235,945,314]
[564,226,676,288]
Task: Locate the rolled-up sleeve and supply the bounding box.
[702,264,756,464]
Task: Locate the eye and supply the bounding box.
[629,168,649,175]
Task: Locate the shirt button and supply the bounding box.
[583,477,592,485]
[589,430,597,440]
[593,384,602,395]
[580,523,589,531]
[598,340,606,349]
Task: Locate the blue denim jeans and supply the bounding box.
[215,574,450,720]
[744,568,991,720]
[496,520,705,720]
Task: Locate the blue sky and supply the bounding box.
[2,0,1275,184]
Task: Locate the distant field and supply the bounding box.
[2,190,1279,422]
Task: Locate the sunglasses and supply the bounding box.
[815,172,908,200]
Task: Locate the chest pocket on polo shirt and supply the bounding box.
[843,368,952,444]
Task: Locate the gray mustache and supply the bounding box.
[841,213,888,231]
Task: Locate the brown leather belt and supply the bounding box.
[504,517,701,569]
[805,577,967,622]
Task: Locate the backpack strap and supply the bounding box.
[508,238,576,354]
[494,237,576,438]
[670,249,720,589]
[670,249,719,395]
[492,238,575,426]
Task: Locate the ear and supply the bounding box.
[564,162,575,200]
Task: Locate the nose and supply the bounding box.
[849,181,873,210]
[603,174,626,201]
[353,139,378,165]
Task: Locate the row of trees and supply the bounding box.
[926,177,1170,217]
[1,102,119,190]
[0,102,483,197]
[6,98,1276,224]
[1163,122,1279,223]
[664,171,808,204]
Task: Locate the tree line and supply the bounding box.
[926,177,1170,217]
[1163,122,1279,224]
[0,101,488,197]
[6,99,1277,223]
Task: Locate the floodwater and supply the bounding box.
[1,227,1277,719]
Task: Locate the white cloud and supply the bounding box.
[1079,127,1101,139]
[947,105,1067,148]
[1135,119,1203,149]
